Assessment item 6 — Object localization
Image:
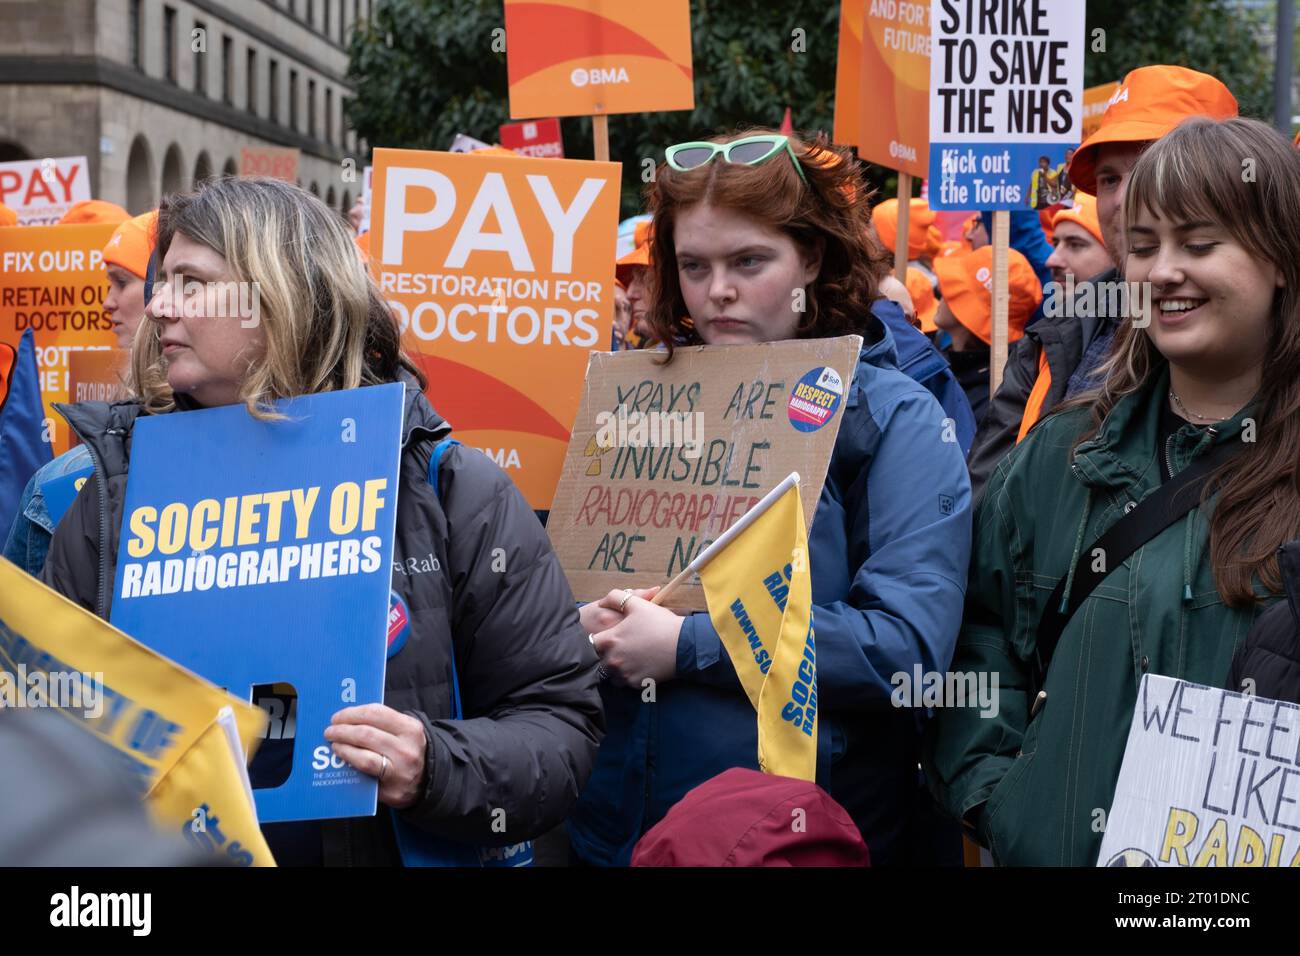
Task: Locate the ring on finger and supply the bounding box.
[617,588,634,613]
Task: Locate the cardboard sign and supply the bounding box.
[504,0,694,118]
[928,1,1086,210]
[239,146,300,182]
[0,558,266,789]
[500,118,565,159]
[0,157,92,225]
[856,0,931,178]
[1082,80,1121,142]
[0,223,116,455]
[109,384,404,822]
[372,147,621,509]
[546,336,862,611]
[68,347,129,404]
[1099,675,1300,867]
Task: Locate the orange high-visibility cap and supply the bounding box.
[0,204,16,227]
[933,245,1041,346]
[1069,66,1238,195]
[616,219,652,285]
[102,210,158,279]
[872,198,941,261]
[905,267,939,333]
[1051,192,1103,246]
[57,199,129,225]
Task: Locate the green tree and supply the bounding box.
[346,1,1277,216]
[1084,0,1272,119]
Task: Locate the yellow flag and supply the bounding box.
[697,481,817,781]
[0,559,265,785]
[146,707,277,866]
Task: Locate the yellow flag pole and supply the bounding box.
[650,471,801,606]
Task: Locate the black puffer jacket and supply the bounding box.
[41,374,604,864]
[1229,542,1300,705]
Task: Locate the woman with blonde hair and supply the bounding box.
[41,177,603,865]
[925,117,1300,865]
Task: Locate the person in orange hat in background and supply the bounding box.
[0,203,17,228]
[1043,192,1111,291]
[56,199,129,226]
[967,65,1240,501]
[615,219,654,348]
[933,246,1042,424]
[4,208,159,574]
[905,266,940,334]
[102,210,159,348]
[871,197,942,293]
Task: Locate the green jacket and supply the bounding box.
[924,366,1273,866]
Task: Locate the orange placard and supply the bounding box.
[856,0,931,177]
[504,0,694,118]
[68,347,130,404]
[833,0,865,146]
[371,148,621,508]
[1082,81,1121,142]
[239,146,300,182]
[0,224,116,455]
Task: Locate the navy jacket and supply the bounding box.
[568,304,973,865]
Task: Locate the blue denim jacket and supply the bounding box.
[2,445,93,575]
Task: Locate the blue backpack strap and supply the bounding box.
[392,436,532,866]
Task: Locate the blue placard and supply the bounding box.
[109,383,405,822]
[42,465,94,528]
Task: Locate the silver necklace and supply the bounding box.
[1168,389,1230,424]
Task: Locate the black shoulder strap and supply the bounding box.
[1031,438,1244,697]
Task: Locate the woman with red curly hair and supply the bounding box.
[568,130,973,865]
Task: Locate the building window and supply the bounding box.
[289,69,298,130]
[247,48,258,114]
[325,87,334,144]
[352,0,358,32]
[338,0,345,44]
[163,6,177,83]
[308,0,315,28]
[307,79,317,138]
[221,36,232,104]
[269,59,279,123]
[193,21,207,95]
[129,0,143,70]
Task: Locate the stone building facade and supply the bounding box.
[0,0,371,214]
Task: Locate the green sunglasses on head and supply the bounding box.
[664,134,809,184]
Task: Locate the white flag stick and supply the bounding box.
[650,471,801,606]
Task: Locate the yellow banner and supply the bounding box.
[698,483,817,781]
[146,708,276,867]
[0,559,265,785]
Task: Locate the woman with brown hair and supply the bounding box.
[925,117,1300,865]
[568,130,973,865]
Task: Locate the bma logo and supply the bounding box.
[312,744,349,771]
[570,66,630,88]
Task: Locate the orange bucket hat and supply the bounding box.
[57,199,130,225]
[934,246,1041,346]
[872,198,941,261]
[1069,66,1238,195]
[1051,192,1103,246]
[616,219,652,285]
[102,210,158,279]
[0,203,17,227]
